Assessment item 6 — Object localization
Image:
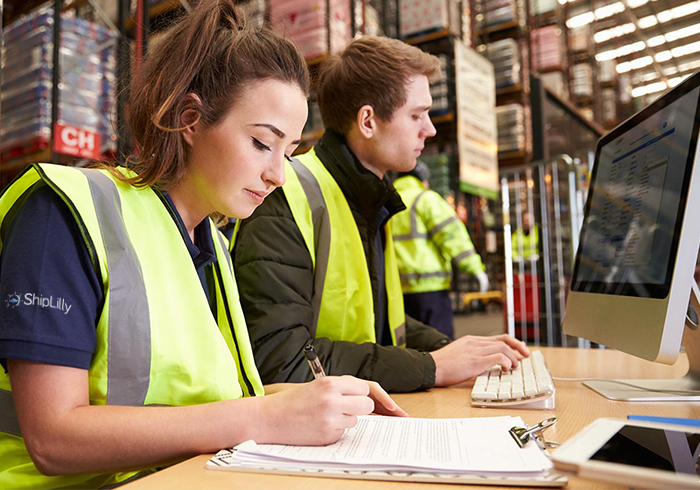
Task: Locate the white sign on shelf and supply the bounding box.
[454,40,498,199]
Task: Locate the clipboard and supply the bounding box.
[205,415,568,487]
[206,449,568,487]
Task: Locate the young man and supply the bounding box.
[233,36,529,393]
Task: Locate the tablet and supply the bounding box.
[551,418,700,489]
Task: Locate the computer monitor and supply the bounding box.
[562,69,700,401]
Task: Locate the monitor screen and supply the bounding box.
[571,81,700,299]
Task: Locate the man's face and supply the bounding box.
[370,75,437,176]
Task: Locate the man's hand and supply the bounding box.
[430,334,530,387]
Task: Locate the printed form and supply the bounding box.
[229,416,552,474]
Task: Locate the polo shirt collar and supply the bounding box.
[158,190,217,270]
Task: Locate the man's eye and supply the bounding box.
[252,137,272,152]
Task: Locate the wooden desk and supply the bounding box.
[123,347,700,489]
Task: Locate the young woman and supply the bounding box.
[0,1,405,488]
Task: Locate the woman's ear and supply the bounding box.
[180,93,203,147]
[356,104,377,140]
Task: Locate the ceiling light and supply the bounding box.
[655,50,673,62]
[630,56,654,69]
[671,40,700,58]
[617,62,632,73]
[594,23,636,43]
[666,23,700,43]
[567,11,595,28]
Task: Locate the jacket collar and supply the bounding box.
[314,130,406,218]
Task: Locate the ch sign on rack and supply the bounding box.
[53,123,102,160]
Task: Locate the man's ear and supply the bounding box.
[355,104,377,139]
[180,93,203,147]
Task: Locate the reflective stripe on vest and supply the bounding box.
[391,176,478,294]
[0,164,263,489]
[282,149,406,347]
[78,168,152,405]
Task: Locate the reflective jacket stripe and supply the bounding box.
[453,249,477,263]
[400,271,451,282]
[287,158,332,337]
[78,169,152,406]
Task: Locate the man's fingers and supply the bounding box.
[493,334,531,356]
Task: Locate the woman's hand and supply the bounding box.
[362,379,408,417]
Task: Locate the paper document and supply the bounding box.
[219,415,552,474]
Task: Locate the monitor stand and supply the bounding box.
[584,279,700,401]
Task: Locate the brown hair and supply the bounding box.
[109,0,310,188]
[317,36,440,134]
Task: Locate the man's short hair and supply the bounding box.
[317,36,440,134]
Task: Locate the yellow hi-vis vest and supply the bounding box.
[391,176,484,294]
[280,149,406,346]
[511,224,539,261]
[0,164,263,490]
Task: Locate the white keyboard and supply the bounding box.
[471,351,556,409]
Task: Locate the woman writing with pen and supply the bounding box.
[0,1,405,488]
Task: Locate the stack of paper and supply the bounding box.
[207,415,564,485]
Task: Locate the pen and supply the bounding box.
[304,343,326,379]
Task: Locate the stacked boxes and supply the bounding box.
[399,0,459,39]
[430,54,450,116]
[540,71,566,97]
[475,0,526,29]
[598,60,616,84]
[568,27,590,53]
[572,63,593,97]
[484,39,522,88]
[530,26,563,72]
[602,88,616,124]
[420,151,451,198]
[496,104,526,154]
[529,0,558,16]
[239,0,266,28]
[1,6,116,162]
[269,0,351,60]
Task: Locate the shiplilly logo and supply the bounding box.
[5,292,72,315]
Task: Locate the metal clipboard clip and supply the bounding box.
[509,416,560,449]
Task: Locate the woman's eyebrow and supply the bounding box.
[248,123,301,145]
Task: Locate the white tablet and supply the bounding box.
[551,418,700,489]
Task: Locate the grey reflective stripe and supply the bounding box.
[393,191,430,241]
[78,169,151,406]
[393,232,427,241]
[394,322,406,346]
[453,248,476,263]
[288,158,331,337]
[428,216,458,237]
[400,271,451,281]
[214,229,233,273]
[0,389,21,437]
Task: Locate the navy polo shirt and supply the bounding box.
[0,182,218,372]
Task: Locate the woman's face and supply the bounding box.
[183,79,308,220]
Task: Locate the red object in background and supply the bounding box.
[53,123,102,160]
[513,273,539,322]
[505,272,541,341]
